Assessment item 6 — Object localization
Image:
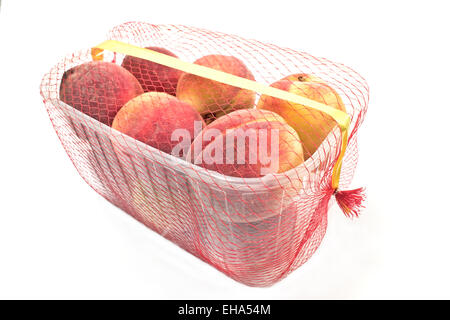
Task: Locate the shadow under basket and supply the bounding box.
[40,22,369,287]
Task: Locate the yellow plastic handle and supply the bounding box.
[92,40,350,189]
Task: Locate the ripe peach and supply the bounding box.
[187,109,304,178]
[60,61,143,126]
[112,92,205,157]
[176,55,256,123]
[121,47,182,96]
[257,78,346,159]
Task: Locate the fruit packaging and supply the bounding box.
[40,22,369,287]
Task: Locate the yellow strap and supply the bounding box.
[93,40,350,189]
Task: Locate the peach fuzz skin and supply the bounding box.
[112,92,205,156]
[121,47,182,96]
[176,55,256,123]
[187,109,304,178]
[257,77,346,160]
[60,61,144,126]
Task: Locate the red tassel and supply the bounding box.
[334,187,366,218]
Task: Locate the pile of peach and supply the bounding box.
[60,47,345,178]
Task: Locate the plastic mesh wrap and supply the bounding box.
[40,22,368,287]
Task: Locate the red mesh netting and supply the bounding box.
[40,22,369,287]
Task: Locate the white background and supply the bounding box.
[0,0,449,299]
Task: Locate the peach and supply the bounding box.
[59,61,143,126]
[121,47,182,96]
[257,78,346,159]
[187,109,304,178]
[112,92,205,157]
[176,55,256,123]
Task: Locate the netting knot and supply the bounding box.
[334,187,366,218]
